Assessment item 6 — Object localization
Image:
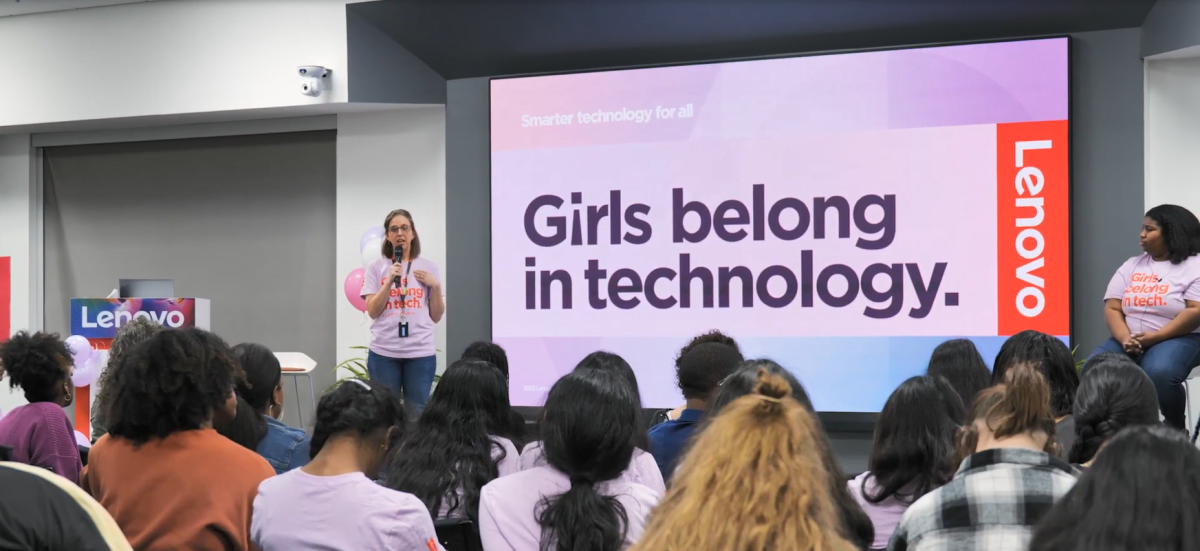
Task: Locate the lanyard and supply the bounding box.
[398,261,414,312]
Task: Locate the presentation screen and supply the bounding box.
[490,38,1070,411]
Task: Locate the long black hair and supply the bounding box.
[221,343,279,446]
[926,338,992,408]
[0,331,71,403]
[705,360,875,550]
[385,359,513,522]
[991,330,1079,418]
[1070,354,1161,465]
[1030,425,1200,551]
[865,376,963,505]
[460,341,528,448]
[537,368,638,551]
[215,397,265,450]
[573,351,649,451]
[106,328,243,445]
[311,379,405,479]
[1145,204,1200,264]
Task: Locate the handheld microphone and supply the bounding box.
[392,246,404,288]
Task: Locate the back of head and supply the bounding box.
[231,343,280,412]
[866,376,963,505]
[926,338,992,406]
[574,351,648,451]
[312,379,405,478]
[0,331,71,402]
[105,328,242,445]
[991,330,1078,417]
[538,369,639,551]
[1030,425,1200,551]
[385,359,511,522]
[676,330,740,365]
[961,362,1057,460]
[1069,355,1161,464]
[1146,204,1200,264]
[94,318,163,417]
[462,341,510,382]
[676,342,744,401]
[704,360,872,548]
[215,396,265,451]
[633,369,853,551]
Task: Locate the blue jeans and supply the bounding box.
[1092,333,1200,429]
[366,351,437,414]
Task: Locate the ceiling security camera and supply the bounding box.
[298,66,331,97]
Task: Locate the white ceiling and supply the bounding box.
[0,0,158,17]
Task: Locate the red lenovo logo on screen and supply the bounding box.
[997,121,1069,336]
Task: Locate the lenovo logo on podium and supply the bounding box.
[70,298,210,339]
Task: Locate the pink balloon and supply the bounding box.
[71,352,102,387]
[344,268,368,312]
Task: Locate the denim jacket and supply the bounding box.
[256,415,312,475]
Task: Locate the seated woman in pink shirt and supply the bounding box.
[519,351,665,494]
[480,368,660,551]
[0,331,82,484]
[385,359,521,522]
[1092,204,1200,429]
[252,379,443,551]
[849,375,964,549]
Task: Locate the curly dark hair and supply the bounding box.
[384,359,512,523]
[93,318,163,425]
[991,330,1079,418]
[1145,204,1200,264]
[676,342,744,400]
[675,329,740,367]
[0,331,72,403]
[105,328,244,445]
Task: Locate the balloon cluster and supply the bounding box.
[344,227,385,312]
[64,335,101,387]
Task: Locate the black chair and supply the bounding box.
[433,518,482,551]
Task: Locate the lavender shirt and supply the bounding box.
[361,256,442,359]
[519,442,666,495]
[253,469,445,551]
[0,402,82,484]
[479,466,660,551]
[437,436,521,518]
[848,471,912,550]
[1105,253,1200,334]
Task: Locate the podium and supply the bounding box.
[69,298,211,438]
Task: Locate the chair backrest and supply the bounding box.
[433,518,482,551]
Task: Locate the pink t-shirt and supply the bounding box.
[1104,253,1200,334]
[437,436,521,519]
[361,255,442,359]
[479,466,659,551]
[849,472,913,550]
[518,441,666,496]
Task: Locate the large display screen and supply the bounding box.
[490,38,1070,411]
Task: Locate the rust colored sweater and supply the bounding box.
[82,429,275,551]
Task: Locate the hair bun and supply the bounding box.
[754,369,792,400]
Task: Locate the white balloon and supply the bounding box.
[360,238,383,268]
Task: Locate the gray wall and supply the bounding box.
[43,131,337,430]
[445,30,1146,472]
[347,9,446,104]
[1142,0,1200,57]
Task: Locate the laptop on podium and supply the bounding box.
[118,279,175,298]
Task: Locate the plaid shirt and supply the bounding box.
[887,448,1078,551]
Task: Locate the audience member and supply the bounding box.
[650,330,741,427]
[214,397,264,451]
[991,330,1080,457]
[520,351,665,494]
[385,359,520,522]
[632,369,855,551]
[252,379,444,551]
[889,363,1077,551]
[851,376,963,549]
[1068,353,1161,466]
[0,331,82,483]
[90,318,162,442]
[925,338,991,409]
[231,342,311,474]
[1029,425,1200,551]
[647,341,743,479]
[480,369,659,551]
[461,340,528,449]
[706,360,875,549]
[81,328,274,551]
[0,461,132,550]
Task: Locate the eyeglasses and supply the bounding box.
[387,224,412,235]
